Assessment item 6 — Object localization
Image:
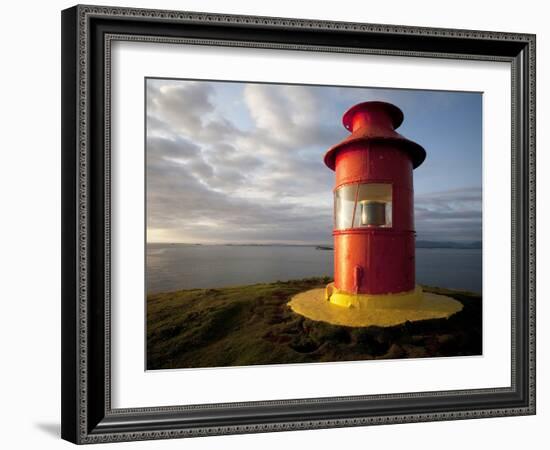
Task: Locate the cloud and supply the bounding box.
[147,80,244,143]
[243,84,337,150]
[415,188,482,241]
[145,79,481,244]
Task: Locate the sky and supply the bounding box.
[146,78,482,245]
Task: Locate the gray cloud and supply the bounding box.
[415,188,482,242]
[146,80,481,244]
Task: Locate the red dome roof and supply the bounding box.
[323,101,426,171]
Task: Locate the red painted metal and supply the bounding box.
[324,101,426,295]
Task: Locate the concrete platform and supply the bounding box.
[288,288,463,327]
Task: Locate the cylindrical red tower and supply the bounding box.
[290,108,460,324]
[324,101,426,301]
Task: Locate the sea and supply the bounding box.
[146,244,482,295]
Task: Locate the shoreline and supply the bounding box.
[147,242,483,250]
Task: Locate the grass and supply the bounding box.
[147,277,482,370]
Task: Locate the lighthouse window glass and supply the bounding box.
[355,183,392,228]
[334,183,392,230]
[334,184,357,230]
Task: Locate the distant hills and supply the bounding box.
[316,241,482,250]
[416,240,482,249]
[149,241,482,250]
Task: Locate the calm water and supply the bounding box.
[146,244,482,295]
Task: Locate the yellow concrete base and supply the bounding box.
[288,285,463,327]
[325,283,426,309]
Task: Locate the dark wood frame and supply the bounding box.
[61,4,536,444]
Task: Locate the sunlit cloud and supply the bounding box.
[146,79,482,244]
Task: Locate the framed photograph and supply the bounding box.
[61,4,536,444]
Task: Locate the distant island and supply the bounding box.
[316,241,481,250]
[148,241,481,250]
[416,240,482,249]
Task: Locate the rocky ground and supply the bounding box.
[147,277,482,370]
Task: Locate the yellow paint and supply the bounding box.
[326,283,424,309]
[288,285,463,327]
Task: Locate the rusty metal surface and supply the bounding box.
[324,101,426,170]
[325,101,424,295]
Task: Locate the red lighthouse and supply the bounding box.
[324,101,425,307]
[288,100,463,327]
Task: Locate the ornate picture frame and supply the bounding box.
[61,4,535,444]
